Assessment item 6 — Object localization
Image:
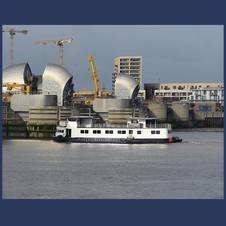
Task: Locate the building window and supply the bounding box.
[137,130,142,134]
[156,130,160,134]
[178,86,182,90]
[151,130,155,134]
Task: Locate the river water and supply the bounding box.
[2,132,224,199]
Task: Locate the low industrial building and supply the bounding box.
[158,82,223,90]
[144,82,224,103]
[154,88,223,103]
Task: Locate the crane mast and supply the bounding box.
[3,28,28,65]
[35,37,73,66]
[88,54,102,97]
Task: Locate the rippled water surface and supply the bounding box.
[3,132,224,199]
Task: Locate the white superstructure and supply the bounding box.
[54,116,181,144]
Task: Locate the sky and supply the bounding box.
[2,25,224,90]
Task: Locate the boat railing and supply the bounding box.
[90,124,128,128]
[77,123,172,129]
[149,123,172,130]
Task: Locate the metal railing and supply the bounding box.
[77,123,172,129]
[149,123,172,129]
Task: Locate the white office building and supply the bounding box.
[113,56,142,88]
[113,56,145,99]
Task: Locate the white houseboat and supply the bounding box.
[53,116,182,144]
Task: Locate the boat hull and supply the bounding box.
[53,136,172,144]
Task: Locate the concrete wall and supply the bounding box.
[107,108,139,125]
[147,101,167,121]
[93,98,131,113]
[169,102,189,122]
[11,94,57,112]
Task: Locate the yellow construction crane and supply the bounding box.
[72,54,112,105]
[87,54,103,97]
[87,54,112,98]
[35,37,73,65]
[3,28,28,65]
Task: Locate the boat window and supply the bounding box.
[80,130,84,134]
[110,130,113,134]
[66,129,71,137]
[105,130,109,134]
[122,130,126,134]
[85,130,89,134]
[156,130,160,134]
[93,130,97,134]
[137,130,142,134]
[97,130,101,134]
[129,130,133,134]
[118,130,122,134]
[151,130,156,134]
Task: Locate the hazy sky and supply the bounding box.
[2,25,223,90]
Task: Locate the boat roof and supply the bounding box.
[68,116,94,119]
[128,117,157,120]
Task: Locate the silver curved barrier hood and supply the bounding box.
[3,63,33,85]
[42,64,73,106]
[115,74,139,99]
